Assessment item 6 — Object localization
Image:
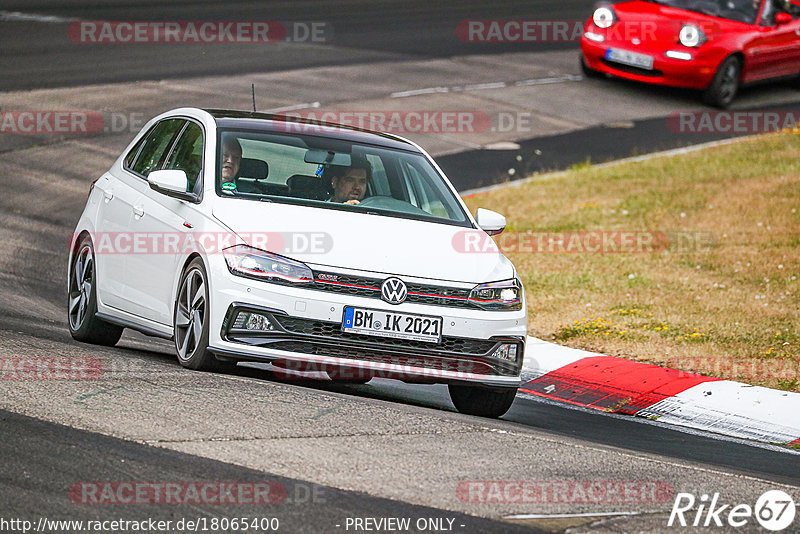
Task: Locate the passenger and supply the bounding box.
[329,158,372,205]
[221,137,242,182]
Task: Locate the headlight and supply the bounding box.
[592,7,616,29]
[679,24,706,47]
[469,279,523,311]
[223,245,313,283]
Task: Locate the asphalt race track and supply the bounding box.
[1,2,799,533]
[0,409,541,534]
[0,0,595,91]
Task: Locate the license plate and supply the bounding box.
[605,47,654,70]
[342,307,442,343]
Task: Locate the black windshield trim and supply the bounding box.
[217,192,474,229]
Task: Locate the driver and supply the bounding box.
[778,0,800,15]
[757,0,798,23]
[329,158,372,205]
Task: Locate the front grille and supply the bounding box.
[311,271,476,310]
[222,307,524,377]
[274,315,497,355]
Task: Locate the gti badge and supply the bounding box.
[381,277,407,304]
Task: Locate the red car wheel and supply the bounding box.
[703,55,741,108]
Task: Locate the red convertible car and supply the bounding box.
[580,0,800,107]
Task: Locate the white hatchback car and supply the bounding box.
[68,108,527,417]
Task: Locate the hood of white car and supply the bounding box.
[211,199,515,284]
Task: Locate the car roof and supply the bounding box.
[204,109,419,152]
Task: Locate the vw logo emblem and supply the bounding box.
[381,277,407,305]
[631,38,641,45]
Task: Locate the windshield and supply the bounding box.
[215,129,469,225]
[648,0,762,24]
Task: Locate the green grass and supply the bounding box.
[463,133,800,391]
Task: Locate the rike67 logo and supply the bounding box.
[668,490,795,531]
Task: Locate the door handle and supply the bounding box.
[133,206,144,218]
[103,190,113,201]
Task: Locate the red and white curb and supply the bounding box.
[520,336,800,446]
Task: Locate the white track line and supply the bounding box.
[266,101,321,113]
[390,75,581,98]
[390,87,451,98]
[0,10,77,23]
[462,81,508,91]
[514,74,583,86]
[504,512,640,519]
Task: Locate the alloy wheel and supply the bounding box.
[719,62,739,104]
[68,244,94,330]
[175,268,206,361]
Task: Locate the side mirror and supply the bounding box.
[147,170,198,202]
[475,208,506,236]
[775,12,792,25]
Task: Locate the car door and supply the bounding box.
[92,169,135,310]
[92,126,160,310]
[745,4,800,81]
[102,118,186,315]
[125,120,205,325]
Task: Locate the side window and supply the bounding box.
[401,160,448,218]
[164,122,204,192]
[124,135,147,169]
[365,154,390,196]
[130,119,186,178]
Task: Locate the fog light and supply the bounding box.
[584,32,604,42]
[492,343,518,362]
[233,311,274,331]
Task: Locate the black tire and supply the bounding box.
[580,55,604,79]
[702,56,741,108]
[173,258,230,372]
[448,384,517,418]
[792,71,800,89]
[68,236,124,346]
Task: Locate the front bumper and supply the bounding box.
[206,257,527,387]
[581,33,721,90]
